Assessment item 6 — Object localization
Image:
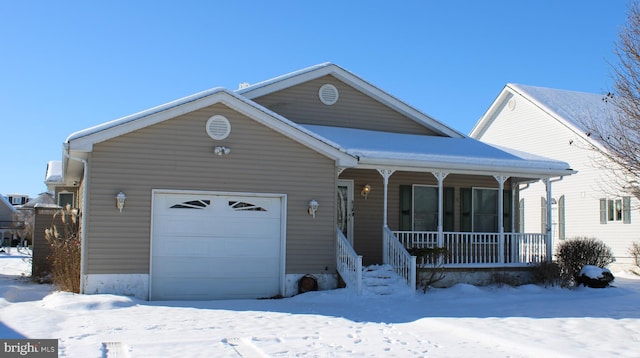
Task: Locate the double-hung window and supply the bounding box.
[461,188,512,233]
[399,185,454,231]
[600,197,631,224]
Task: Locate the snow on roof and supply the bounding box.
[509,84,616,136]
[235,62,333,94]
[237,63,464,138]
[45,160,62,183]
[0,194,17,212]
[22,192,57,208]
[304,125,573,175]
[66,87,228,143]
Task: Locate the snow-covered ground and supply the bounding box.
[1,249,639,358]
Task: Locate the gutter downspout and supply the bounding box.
[64,143,88,294]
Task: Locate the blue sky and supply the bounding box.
[0,1,630,197]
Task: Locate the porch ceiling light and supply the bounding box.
[361,184,371,199]
[116,192,127,213]
[308,200,319,218]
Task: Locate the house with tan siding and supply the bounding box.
[471,83,639,270]
[49,64,574,300]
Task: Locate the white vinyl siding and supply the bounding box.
[84,102,337,275]
[475,88,640,265]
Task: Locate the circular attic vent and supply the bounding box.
[318,84,339,105]
[206,115,231,140]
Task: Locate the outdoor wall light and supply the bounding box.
[214,146,231,156]
[308,200,319,218]
[115,192,127,213]
[361,184,371,199]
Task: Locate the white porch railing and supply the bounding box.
[383,226,416,290]
[394,231,547,267]
[336,228,363,294]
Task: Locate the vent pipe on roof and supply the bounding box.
[238,82,250,89]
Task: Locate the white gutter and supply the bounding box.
[63,144,88,294]
[355,159,575,179]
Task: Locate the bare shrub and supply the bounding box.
[555,237,615,286]
[45,205,81,293]
[531,261,564,287]
[629,241,640,267]
[408,247,447,292]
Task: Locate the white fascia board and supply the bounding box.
[240,63,464,139]
[355,157,576,179]
[67,88,229,151]
[236,63,334,99]
[469,86,512,138]
[329,69,465,139]
[65,87,356,167]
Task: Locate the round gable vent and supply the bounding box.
[206,115,231,140]
[319,84,339,105]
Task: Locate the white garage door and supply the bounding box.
[151,191,284,300]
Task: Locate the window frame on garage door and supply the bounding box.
[149,189,287,300]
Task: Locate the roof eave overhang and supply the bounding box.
[469,86,512,138]
[64,89,357,176]
[354,157,576,179]
[239,63,465,138]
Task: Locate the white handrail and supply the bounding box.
[383,226,416,290]
[392,230,547,266]
[336,228,362,294]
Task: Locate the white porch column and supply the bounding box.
[377,169,396,227]
[494,175,509,264]
[511,184,516,233]
[544,178,553,262]
[432,172,448,248]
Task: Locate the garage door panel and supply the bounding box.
[151,192,283,300]
[152,236,216,257]
[152,215,216,236]
[153,256,279,277]
[153,235,281,258]
[213,217,280,236]
[152,277,280,300]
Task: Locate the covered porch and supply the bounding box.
[336,168,563,292]
[305,125,575,292]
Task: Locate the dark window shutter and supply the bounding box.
[444,187,455,231]
[623,196,631,224]
[399,185,412,230]
[558,195,565,240]
[503,190,512,232]
[461,188,472,232]
[599,198,607,224]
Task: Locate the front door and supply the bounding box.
[337,180,354,245]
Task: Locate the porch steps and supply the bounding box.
[362,264,411,296]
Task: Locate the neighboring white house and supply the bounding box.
[471,83,638,269]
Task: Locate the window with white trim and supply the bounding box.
[599,197,631,224]
[58,192,74,209]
